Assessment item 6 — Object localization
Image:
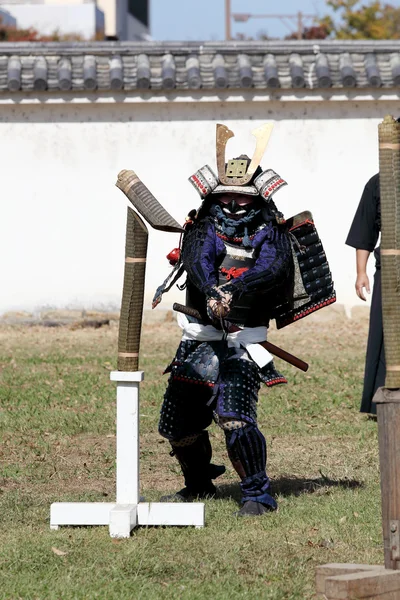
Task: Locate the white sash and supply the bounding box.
[177,312,273,368]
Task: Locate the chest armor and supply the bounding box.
[185,239,267,327]
[217,241,268,327]
[218,242,255,278]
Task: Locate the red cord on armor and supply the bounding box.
[264,377,287,387]
[289,219,314,232]
[216,232,256,243]
[220,266,249,280]
[172,375,215,387]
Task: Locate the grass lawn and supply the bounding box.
[0,311,382,599]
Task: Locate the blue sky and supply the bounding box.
[150,0,332,41]
[150,0,400,41]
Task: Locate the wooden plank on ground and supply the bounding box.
[324,569,400,599]
[316,564,385,595]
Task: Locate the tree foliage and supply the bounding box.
[285,25,329,40]
[0,16,96,41]
[0,27,87,42]
[320,0,400,39]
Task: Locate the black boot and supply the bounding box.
[236,500,274,516]
[161,431,225,502]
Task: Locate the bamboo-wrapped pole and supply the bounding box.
[378,115,400,388]
[117,207,148,372]
[116,170,184,234]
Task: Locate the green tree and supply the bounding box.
[320,0,400,39]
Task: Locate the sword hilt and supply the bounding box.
[173,303,203,320]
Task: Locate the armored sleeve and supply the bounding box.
[220,228,292,299]
[181,218,222,296]
[346,173,380,252]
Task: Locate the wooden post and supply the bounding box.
[297,11,303,40]
[225,0,231,40]
[374,115,400,570]
[316,116,400,595]
[378,116,400,391]
[375,388,400,569]
[109,371,142,538]
[117,208,148,372]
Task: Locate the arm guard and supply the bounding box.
[182,218,222,298]
[219,226,292,299]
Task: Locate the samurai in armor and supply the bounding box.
[153,124,335,516]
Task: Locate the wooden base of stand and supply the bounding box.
[316,564,400,599]
[50,502,205,538]
[50,372,205,538]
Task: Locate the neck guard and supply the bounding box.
[210,204,261,247]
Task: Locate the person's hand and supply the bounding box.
[355,273,370,301]
[207,291,232,320]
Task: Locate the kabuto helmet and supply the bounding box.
[189,123,287,202]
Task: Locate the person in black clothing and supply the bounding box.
[345,174,385,415]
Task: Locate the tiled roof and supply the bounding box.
[2,40,400,93]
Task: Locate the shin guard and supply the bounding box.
[225,424,277,510]
[170,430,225,496]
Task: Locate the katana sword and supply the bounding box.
[173,302,309,373]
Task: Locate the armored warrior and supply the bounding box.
[153,124,335,516]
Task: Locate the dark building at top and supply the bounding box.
[129,0,149,28]
[126,0,150,40]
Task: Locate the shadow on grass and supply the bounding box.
[272,474,364,497]
[217,475,364,504]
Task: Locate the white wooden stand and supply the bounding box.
[50,371,205,537]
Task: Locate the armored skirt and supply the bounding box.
[158,334,281,441]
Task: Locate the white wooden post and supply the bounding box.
[109,371,142,537]
[50,371,205,537]
[113,371,141,505]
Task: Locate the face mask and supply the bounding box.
[218,194,255,220]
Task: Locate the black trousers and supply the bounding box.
[360,255,386,414]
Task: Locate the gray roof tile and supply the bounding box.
[83,55,97,91]
[0,40,400,94]
[34,56,47,91]
[8,56,21,91]
[315,53,332,88]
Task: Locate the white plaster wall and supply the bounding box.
[1,3,101,37]
[44,0,85,5]
[0,96,392,316]
[0,0,90,4]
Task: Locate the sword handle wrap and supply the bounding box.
[173,303,203,320]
